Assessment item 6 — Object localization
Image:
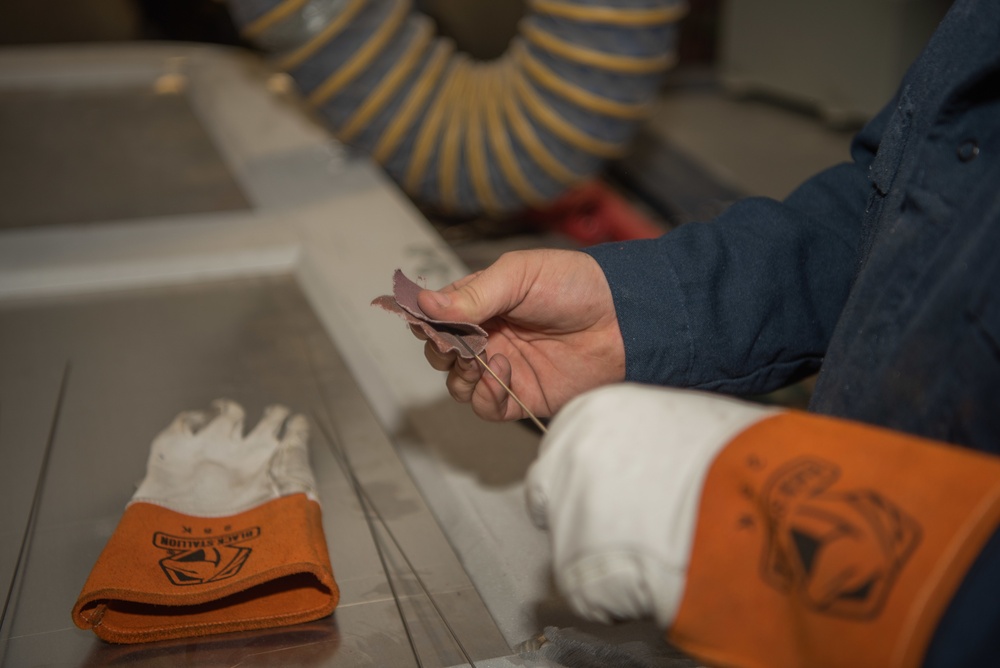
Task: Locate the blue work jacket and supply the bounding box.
[588,2,1000,663]
[588,0,1000,453]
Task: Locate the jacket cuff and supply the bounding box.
[585,238,693,386]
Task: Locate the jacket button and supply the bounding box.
[957,139,980,162]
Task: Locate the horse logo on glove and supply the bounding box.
[757,457,922,618]
[153,527,260,586]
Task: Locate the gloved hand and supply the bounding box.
[527,384,1000,668]
[73,400,338,644]
[526,384,772,627]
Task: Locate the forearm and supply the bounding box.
[528,385,1000,668]
[587,159,870,395]
[587,93,898,395]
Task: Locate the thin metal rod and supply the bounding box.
[457,339,547,434]
[297,337,425,667]
[332,447,424,668]
[362,505,425,667]
[314,416,479,668]
[339,442,425,668]
[1,362,71,637]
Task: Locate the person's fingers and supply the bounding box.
[445,356,484,403]
[424,340,459,371]
[471,354,514,421]
[248,404,291,441]
[416,274,475,319]
[417,288,455,317]
[409,323,429,341]
[417,260,520,325]
[437,271,482,295]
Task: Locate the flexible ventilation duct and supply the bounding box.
[227,0,686,215]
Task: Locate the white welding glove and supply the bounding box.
[525,383,1000,668]
[131,399,318,516]
[525,384,772,627]
[73,399,338,644]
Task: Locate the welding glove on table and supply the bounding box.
[527,384,1000,668]
[73,400,338,644]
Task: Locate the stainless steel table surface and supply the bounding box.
[0,276,509,667]
[0,42,693,668]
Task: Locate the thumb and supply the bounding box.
[417,270,510,325]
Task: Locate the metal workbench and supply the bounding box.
[0,44,691,667]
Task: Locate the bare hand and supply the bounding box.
[414,249,625,421]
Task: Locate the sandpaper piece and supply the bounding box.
[371,269,488,358]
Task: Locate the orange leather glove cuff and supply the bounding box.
[72,493,339,644]
[669,412,1000,668]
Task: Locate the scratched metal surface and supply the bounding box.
[0,86,252,230]
[0,276,511,667]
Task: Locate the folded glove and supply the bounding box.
[72,400,339,644]
[526,384,1000,668]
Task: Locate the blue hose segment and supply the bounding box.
[309,3,423,127]
[227,0,280,26]
[285,0,399,97]
[227,0,684,214]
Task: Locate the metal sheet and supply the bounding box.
[0,276,509,666]
[0,358,66,620]
[0,87,250,229]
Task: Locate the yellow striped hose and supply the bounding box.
[228,0,687,215]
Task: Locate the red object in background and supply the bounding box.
[524,180,665,245]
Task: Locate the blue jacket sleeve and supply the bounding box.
[586,108,890,395]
